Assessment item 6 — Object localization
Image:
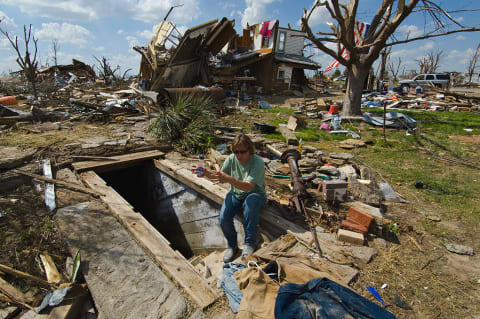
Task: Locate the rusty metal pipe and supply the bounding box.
[280,149,309,204]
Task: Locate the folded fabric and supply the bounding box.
[234,264,280,319]
[220,262,245,313]
[274,277,397,319]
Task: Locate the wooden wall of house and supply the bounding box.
[270,64,309,92]
[271,63,290,92]
[276,28,305,55]
[247,55,274,92]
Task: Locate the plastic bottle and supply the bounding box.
[197,154,205,177]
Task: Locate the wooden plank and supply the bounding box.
[72,155,119,161]
[0,276,33,309]
[81,171,218,309]
[279,126,298,145]
[154,159,226,205]
[0,264,50,287]
[13,170,104,198]
[40,253,62,284]
[72,150,164,173]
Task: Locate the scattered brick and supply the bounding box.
[337,229,365,245]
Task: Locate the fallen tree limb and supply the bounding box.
[0,277,33,310]
[421,254,444,270]
[0,264,51,287]
[0,115,33,125]
[13,170,104,197]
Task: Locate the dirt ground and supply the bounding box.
[1,90,479,318]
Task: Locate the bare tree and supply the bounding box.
[93,56,132,84]
[415,49,443,73]
[52,39,60,66]
[301,1,480,116]
[377,47,391,81]
[0,24,39,98]
[466,42,480,85]
[388,56,403,82]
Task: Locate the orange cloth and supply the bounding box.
[233,252,352,318]
[234,266,279,319]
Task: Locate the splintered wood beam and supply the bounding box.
[0,264,51,287]
[40,253,62,284]
[72,150,165,173]
[13,170,104,198]
[0,277,33,309]
[81,170,219,309]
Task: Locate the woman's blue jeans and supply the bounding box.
[219,192,267,249]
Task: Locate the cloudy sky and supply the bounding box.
[0,0,479,77]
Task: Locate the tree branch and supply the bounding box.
[386,27,480,46]
[301,14,349,66]
[365,0,393,43]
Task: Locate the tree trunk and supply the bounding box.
[343,64,368,116]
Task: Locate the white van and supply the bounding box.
[399,73,450,89]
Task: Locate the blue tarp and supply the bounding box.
[274,277,397,319]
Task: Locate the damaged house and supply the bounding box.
[213,20,320,93]
[134,18,319,95]
[134,18,235,91]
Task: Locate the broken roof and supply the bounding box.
[275,53,319,69]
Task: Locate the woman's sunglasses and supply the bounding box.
[233,150,248,155]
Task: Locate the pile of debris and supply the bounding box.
[362,87,480,112]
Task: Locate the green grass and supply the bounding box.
[264,106,480,237]
[218,105,480,236]
[356,107,480,234]
[260,107,296,116]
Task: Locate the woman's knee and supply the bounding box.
[243,193,266,209]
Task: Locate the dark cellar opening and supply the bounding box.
[100,161,195,258]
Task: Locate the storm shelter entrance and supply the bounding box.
[99,160,245,259]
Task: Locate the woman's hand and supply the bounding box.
[208,170,230,184]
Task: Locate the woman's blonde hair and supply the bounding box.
[231,134,255,154]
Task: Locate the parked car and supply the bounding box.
[332,75,347,82]
[399,73,450,89]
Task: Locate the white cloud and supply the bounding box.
[302,0,333,27]
[0,10,17,31]
[129,0,200,24]
[456,35,466,40]
[241,0,279,28]
[137,26,155,40]
[397,25,423,38]
[35,23,92,46]
[447,48,473,60]
[0,38,12,50]
[0,54,20,73]
[0,0,97,21]
[420,41,434,51]
[94,46,105,51]
[125,35,139,49]
[0,0,200,24]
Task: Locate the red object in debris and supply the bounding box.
[0,96,18,106]
[340,220,368,234]
[325,163,338,167]
[347,207,374,229]
[328,104,339,114]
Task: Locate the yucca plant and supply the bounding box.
[149,94,216,153]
